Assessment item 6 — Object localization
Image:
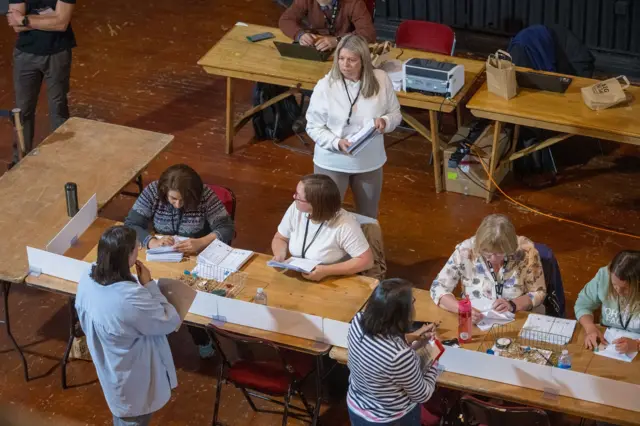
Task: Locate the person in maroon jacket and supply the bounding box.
[279,0,376,52]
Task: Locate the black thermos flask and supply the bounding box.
[65,182,79,217]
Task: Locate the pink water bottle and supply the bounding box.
[458,296,473,344]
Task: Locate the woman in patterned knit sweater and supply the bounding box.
[125,164,234,358]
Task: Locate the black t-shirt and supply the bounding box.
[10,0,77,55]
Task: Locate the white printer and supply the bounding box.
[402,58,465,98]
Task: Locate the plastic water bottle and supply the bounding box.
[458,296,473,344]
[254,288,267,305]
[557,349,572,369]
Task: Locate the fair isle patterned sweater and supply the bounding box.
[124,181,234,247]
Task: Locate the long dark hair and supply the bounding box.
[90,226,138,286]
[157,164,204,211]
[360,278,414,338]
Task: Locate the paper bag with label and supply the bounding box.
[581,75,630,111]
[486,50,518,100]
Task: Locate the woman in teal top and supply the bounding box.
[574,250,640,353]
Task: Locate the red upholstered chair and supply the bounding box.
[208,323,317,426]
[395,20,456,56]
[206,184,236,220]
[459,394,551,426]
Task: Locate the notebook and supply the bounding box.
[346,119,378,156]
[267,257,321,273]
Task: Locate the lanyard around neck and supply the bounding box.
[342,77,360,125]
[485,259,508,298]
[618,299,633,331]
[322,1,340,36]
[301,217,324,259]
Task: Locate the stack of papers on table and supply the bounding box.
[595,328,640,363]
[192,240,254,281]
[519,314,577,345]
[267,257,320,273]
[146,246,183,262]
[346,119,378,156]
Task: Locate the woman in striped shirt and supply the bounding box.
[347,278,439,425]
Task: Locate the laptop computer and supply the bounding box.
[274,41,332,62]
[516,71,573,93]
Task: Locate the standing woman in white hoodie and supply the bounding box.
[305,34,402,219]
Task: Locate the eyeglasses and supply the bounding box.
[293,193,309,203]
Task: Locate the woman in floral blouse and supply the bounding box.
[430,214,546,323]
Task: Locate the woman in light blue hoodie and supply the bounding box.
[575,250,640,354]
[76,226,181,426]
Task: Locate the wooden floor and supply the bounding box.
[0,0,639,424]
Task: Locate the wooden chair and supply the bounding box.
[207,323,317,426]
[459,394,551,426]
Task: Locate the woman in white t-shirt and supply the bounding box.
[271,174,374,282]
[305,34,402,219]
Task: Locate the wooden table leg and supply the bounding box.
[429,110,443,193]
[225,77,234,155]
[510,124,520,157]
[456,105,464,131]
[485,121,503,203]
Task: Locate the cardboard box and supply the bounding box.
[444,124,511,198]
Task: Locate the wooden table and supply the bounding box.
[197,24,485,192]
[0,118,173,381]
[466,73,640,202]
[330,291,640,425]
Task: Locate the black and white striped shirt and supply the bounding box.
[347,312,439,423]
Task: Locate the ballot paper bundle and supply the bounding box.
[267,257,321,273]
[146,246,184,262]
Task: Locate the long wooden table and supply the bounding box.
[0,118,174,381]
[197,24,485,193]
[330,292,640,425]
[467,73,640,202]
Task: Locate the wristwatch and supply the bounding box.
[21,16,30,27]
[508,300,517,313]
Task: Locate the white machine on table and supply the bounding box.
[402,58,465,98]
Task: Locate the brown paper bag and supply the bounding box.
[581,75,630,111]
[486,50,518,100]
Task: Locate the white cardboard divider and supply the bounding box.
[440,346,640,412]
[215,296,325,342]
[46,194,98,255]
[322,318,350,348]
[189,290,219,319]
[27,247,91,282]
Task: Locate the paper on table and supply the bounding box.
[519,314,577,345]
[595,328,640,363]
[156,278,197,331]
[267,257,321,273]
[197,240,253,271]
[477,310,515,331]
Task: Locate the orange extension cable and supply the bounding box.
[470,145,640,241]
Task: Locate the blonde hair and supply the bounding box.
[329,34,380,98]
[473,214,519,259]
[607,250,640,310]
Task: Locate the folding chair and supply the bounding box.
[459,394,551,426]
[207,322,317,425]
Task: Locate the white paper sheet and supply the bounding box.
[27,247,91,282]
[267,257,320,273]
[347,119,378,155]
[323,318,350,348]
[46,194,98,255]
[594,328,640,362]
[520,314,577,345]
[477,310,515,331]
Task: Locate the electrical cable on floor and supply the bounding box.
[470,145,640,240]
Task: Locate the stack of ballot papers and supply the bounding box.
[267,257,321,273]
[519,314,577,345]
[145,236,188,262]
[192,240,254,281]
[595,328,640,363]
[346,119,378,156]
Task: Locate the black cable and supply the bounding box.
[456,165,491,193]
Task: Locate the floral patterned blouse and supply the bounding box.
[430,236,547,308]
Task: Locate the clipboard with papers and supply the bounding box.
[346,119,378,156]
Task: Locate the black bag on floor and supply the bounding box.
[252,83,301,141]
[513,127,556,179]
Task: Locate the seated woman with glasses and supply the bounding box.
[348,278,439,426]
[305,34,402,219]
[271,173,374,281]
[430,214,547,323]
